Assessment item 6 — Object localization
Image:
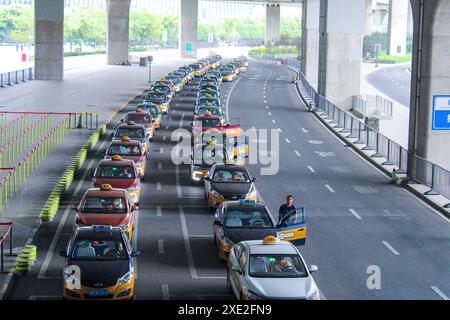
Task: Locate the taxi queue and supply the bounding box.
[60,54,320,300]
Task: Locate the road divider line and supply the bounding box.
[160,148,164,154]
[307,165,315,172]
[272,119,276,124]
[162,284,170,300]
[325,184,335,193]
[277,128,282,133]
[431,286,449,300]
[348,209,362,220]
[268,112,272,116]
[382,241,400,255]
[158,162,162,170]
[265,106,269,109]
[301,128,308,133]
[158,239,165,254]
[175,165,182,198]
[162,136,167,142]
[285,138,291,144]
[225,76,242,121]
[157,205,162,217]
[179,206,198,279]
[156,182,162,191]
[294,150,301,157]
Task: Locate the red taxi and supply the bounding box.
[105,136,148,178]
[123,108,155,140]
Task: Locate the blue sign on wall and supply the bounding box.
[432,95,450,130]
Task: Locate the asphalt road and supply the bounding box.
[5,59,450,300]
[365,63,411,107]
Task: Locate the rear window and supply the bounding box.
[115,127,145,139]
[97,165,135,179]
[107,145,141,156]
[126,114,152,124]
[82,196,127,214]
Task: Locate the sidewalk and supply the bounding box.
[360,62,410,148]
[0,55,189,298]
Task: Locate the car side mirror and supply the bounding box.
[309,265,318,273]
[130,251,141,258]
[120,119,124,122]
[232,267,242,275]
[132,204,139,211]
[251,177,257,182]
[110,132,114,137]
[204,176,211,181]
[213,220,222,226]
[89,170,95,178]
[59,250,68,258]
[190,123,194,127]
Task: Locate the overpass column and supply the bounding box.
[409,0,450,170]
[265,4,281,47]
[34,0,64,80]
[180,0,198,59]
[301,0,320,90]
[106,0,131,65]
[387,0,409,56]
[318,0,366,109]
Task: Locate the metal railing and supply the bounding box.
[0,67,34,88]
[261,53,450,208]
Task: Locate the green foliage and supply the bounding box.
[363,32,388,57]
[64,7,106,47]
[0,6,34,44]
[129,11,163,46]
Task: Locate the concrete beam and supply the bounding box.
[388,0,409,56]
[180,0,198,59]
[265,4,281,47]
[409,0,450,171]
[318,0,366,110]
[301,0,320,90]
[107,0,131,65]
[34,0,64,80]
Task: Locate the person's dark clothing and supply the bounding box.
[278,204,296,222]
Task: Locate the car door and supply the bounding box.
[228,244,246,299]
[276,208,307,246]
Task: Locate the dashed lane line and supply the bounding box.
[431,286,449,300]
[348,209,362,220]
[294,150,301,157]
[325,184,335,193]
[162,284,170,300]
[382,241,400,256]
[158,239,165,254]
[307,165,315,173]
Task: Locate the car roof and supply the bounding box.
[214,164,247,171]
[75,226,124,240]
[84,187,127,197]
[197,115,221,120]
[117,124,146,130]
[245,240,298,255]
[109,140,141,146]
[224,200,267,210]
[98,158,135,167]
[126,111,152,116]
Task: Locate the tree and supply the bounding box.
[129,11,162,46]
[0,6,34,44]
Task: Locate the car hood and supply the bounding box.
[94,178,135,189]
[224,228,276,244]
[70,260,130,287]
[79,213,130,227]
[248,276,314,299]
[211,182,251,195]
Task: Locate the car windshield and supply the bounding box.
[212,169,250,183]
[200,118,221,127]
[221,68,232,75]
[108,145,141,156]
[148,106,160,116]
[97,165,135,179]
[198,99,220,107]
[71,239,127,261]
[199,92,218,98]
[249,254,307,278]
[115,128,145,139]
[200,86,218,91]
[192,65,200,70]
[225,208,273,228]
[146,92,166,101]
[82,196,127,214]
[126,114,152,124]
[166,77,181,85]
[193,145,227,165]
[152,85,169,92]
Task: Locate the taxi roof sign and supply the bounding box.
[263,236,279,245]
[112,155,122,161]
[127,120,136,125]
[135,108,143,112]
[121,136,130,141]
[205,111,212,116]
[100,184,113,191]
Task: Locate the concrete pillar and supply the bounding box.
[107,0,131,65]
[365,0,374,35]
[180,0,198,59]
[301,0,320,90]
[265,4,281,47]
[318,0,366,109]
[34,0,64,80]
[409,0,450,170]
[388,0,409,56]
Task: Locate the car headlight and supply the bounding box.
[118,271,133,286]
[246,290,265,300]
[246,185,257,198]
[119,222,130,231]
[305,290,320,300]
[135,161,144,167]
[128,185,138,191]
[210,189,221,197]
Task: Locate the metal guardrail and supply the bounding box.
[0,67,33,88]
[0,221,13,273]
[261,53,450,208]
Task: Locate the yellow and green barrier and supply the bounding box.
[15,245,37,276]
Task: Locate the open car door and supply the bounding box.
[276,208,307,246]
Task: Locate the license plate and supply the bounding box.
[88,289,108,297]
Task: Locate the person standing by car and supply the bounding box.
[278,195,296,222]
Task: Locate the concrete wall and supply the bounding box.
[265,4,281,46]
[388,0,409,56]
[34,0,64,80]
[180,0,198,59]
[409,0,450,170]
[318,0,366,110]
[106,0,131,65]
[301,0,320,90]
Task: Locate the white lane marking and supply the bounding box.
[157,205,162,217]
[307,165,315,172]
[382,241,400,255]
[278,128,282,133]
[285,138,291,144]
[29,295,61,300]
[294,150,301,157]
[264,100,267,104]
[265,105,269,109]
[301,128,308,133]
[158,239,165,254]
[162,136,167,142]
[160,148,164,154]
[158,162,162,170]
[225,76,242,121]
[175,165,182,198]
[95,140,109,155]
[431,286,449,300]
[165,125,169,129]
[162,284,170,300]
[348,209,362,220]
[156,182,162,190]
[189,234,214,238]
[268,112,272,116]
[272,119,276,124]
[263,95,266,99]
[38,159,96,279]
[179,206,198,279]
[325,184,335,193]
